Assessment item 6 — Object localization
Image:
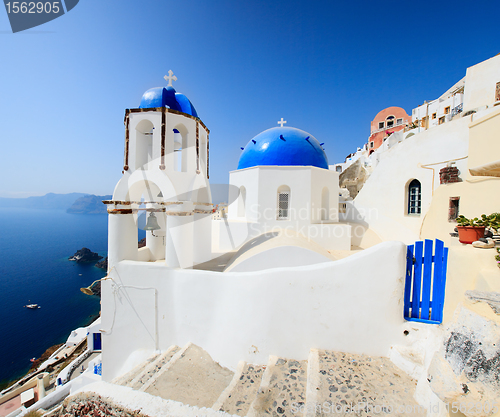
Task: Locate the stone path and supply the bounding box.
[305,349,424,416]
[105,343,424,417]
[213,362,266,416]
[142,343,234,409]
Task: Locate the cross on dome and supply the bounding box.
[277,118,287,128]
[164,70,177,87]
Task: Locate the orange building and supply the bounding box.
[367,107,411,154]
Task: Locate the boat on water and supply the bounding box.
[25,304,40,309]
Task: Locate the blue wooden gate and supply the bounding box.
[404,239,449,324]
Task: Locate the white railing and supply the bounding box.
[370,119,408,135]
[451,103,463,117]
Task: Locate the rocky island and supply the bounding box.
[69,248,103,263]
[95,256,108,270]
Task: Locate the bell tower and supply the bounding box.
[106,73,213,269]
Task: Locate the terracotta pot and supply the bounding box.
[457,226,485,244]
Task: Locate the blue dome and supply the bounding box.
[139,86,198,117]
[237,127,329,170]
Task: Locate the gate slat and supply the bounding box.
[404,245,414,318]
[421,239,433,320]
[436,246,449,323]
[431,239,444,322]
[411,241,423,319]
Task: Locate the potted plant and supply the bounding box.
[456,215,486,244]
[456,213,500,244]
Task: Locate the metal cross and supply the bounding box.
[164,70,177,87]
[277,118,287,128]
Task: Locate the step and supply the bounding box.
[128,345,181,390]
[111,352,160,387]
[247,355,308,417]
[305,349,425,416]
[142,343,235,409]
[212,361,266,416]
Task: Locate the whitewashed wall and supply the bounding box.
[463,54,500,112]
[351,116,471,244]
[101,241,408,381]
[221,166,349,251]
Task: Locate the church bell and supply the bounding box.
[144,212,161,231]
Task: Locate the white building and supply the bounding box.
[412,78,465,130]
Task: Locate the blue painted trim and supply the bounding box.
[405,317,441,325]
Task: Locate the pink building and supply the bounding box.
[367,107,411,153]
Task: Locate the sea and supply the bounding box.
[0,207,129,388]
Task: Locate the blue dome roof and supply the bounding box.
[237,127,329,170]
[139,86,198,117]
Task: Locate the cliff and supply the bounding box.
[67,195,112,214]
[0,193,87,210]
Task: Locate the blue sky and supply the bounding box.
[0,0,498,197]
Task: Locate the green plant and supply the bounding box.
[456,213,500,231]
[456,215,485,227]
[483,213,500,232]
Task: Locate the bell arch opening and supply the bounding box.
[172,124,188,172]
[135,119,155,170]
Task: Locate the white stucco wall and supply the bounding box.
[463,54,500,113]
[220,166,349,251]
[101,241,408,381]
[352,116,472,244]
[228,245,333,272]
[228,166,339,223]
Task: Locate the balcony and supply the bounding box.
[371,119,408,135]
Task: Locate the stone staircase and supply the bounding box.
[112,343,426,416]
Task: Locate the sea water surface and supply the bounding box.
[0,208,110,386]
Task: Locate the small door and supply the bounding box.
[93,332,102,351]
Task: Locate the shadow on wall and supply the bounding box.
[340,202,382,248]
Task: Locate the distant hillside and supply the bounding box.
[0,193,88,210]
[67,195,112,214]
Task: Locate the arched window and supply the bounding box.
[408,179,421,215]
[238,186,246,218]
[277,185,290,220]
[321,187,329,220]
[386,115,395,128]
